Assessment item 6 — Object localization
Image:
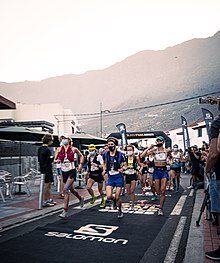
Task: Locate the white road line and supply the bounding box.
[171,195,187,215]
[164,216,187,263]
[189,189,194,196]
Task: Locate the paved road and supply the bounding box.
[0,174,195,263]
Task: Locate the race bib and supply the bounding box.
[148,167,154,173]
[109,170,119,176]
[61,161,75,172]
[125,168,135,175]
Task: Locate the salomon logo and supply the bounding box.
[74,224,118,236]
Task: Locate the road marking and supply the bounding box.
[171,195,187,215]
[164,216,187,263]
[189,189,194,196]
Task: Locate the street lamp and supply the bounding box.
[100,102,110,138]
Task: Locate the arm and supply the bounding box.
[205,138,218,178]
[218,133,220,154]
[74,147,84,171]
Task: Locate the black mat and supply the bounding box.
[0,188,181,263]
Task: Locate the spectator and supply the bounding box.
[38,134,56,207]
[205,107,220,261]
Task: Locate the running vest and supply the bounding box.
[154,148,167,166]
[124,156,137,175]
[88,155,102,175]
[58,146,75,172]
[171,152,181,168]
[105,151,124,175]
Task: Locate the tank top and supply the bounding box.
[154,148,167,166]
[172,152,181,168]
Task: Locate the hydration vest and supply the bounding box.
[106,151,124,171]
[58,145,75,163]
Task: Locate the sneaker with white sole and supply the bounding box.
[158,209,164,216]
[80,196,84,208]
[58,210,68,218]
[205,246,220,260]
[118,210,124,219]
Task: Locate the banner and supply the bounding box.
[201,108,214,141]
[181,116,190,152]
[116,123,128,147]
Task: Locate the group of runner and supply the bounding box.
[52,134,194,219]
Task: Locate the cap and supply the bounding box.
[88,144,96,151]
[107,137,118,146]
[60,134,71,139]
[156,136,165,142]
[193,145,198,149]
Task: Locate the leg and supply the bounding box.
[115,187,122,211]
[130,180,136,205]
[160,178,168,209]
[87,178,95,197]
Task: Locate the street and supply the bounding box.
[0,174,196,263]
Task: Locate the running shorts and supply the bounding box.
[106,174,124,188]
[62,169,77,183]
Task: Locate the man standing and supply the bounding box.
[205,112,220,261]
[188,145,201,189]
[38,134,56,207]
[102,137,126,218]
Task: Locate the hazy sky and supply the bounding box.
[0,0,220,82]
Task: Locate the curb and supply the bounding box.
[184,189,204,263]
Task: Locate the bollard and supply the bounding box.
[38,173,45,210]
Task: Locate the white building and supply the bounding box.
[165,121,209,150]
[0,102,81,136]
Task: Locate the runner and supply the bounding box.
[86,144,106,208]
[56,135,84,218]
[142,136,170,216]
[139,149,148,196]
[124,144,139,209]
[170,144,184,192]
[140,150,157,200]
[102,137,126,218]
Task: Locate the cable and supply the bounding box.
[76,90,220,120]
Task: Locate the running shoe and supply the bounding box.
[90,196,97,206]
[151,196,157,201]
[176,187,179,192]
[172,184,176,191]
[59,193,64,199]
[80,196,84,208]
[167,185,171,191]
[100,199,106,208]
[42,201,54,207]
[47,199,56,205]
[130,204,135,210]
[205,246,220,260]
[113,199,117,210]
[118,210,124,219]
[58,210,68,218]
[158,209,164,216]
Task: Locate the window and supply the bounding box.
[198,128,202,137]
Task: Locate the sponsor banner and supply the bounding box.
[45,224,128,245]
[181,116,190,151]
[201,108,214,141]
[116,123,128,147]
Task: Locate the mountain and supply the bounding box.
[0,31,220,135]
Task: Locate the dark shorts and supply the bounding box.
[106,174,124,188]
[89,173,104,183]
[171,167,181,173]
[154,167,169,180]
[191,167,200,177]
[125,174,137,184]
[62,169,77,184]
[142,167,148,175]
[45,173,54,183]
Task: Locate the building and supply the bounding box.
[0,102,81,135]
[165,120,209,150]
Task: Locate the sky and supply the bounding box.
[0,0,220,83]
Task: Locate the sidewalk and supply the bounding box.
[184,188,220,263]
[0,180,100,230]
[0,181,220,262]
